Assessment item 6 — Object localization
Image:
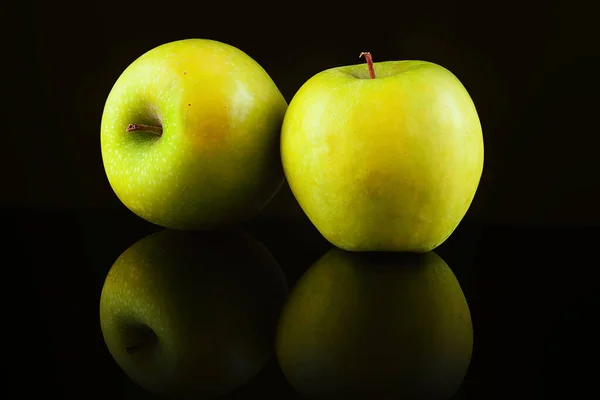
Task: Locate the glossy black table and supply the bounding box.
[13,208,597,399]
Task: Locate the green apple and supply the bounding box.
[99,228,288,399]
[101,39,287,230]
[281,53,484,252]
[276,248,473,400]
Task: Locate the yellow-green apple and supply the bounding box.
[275,248,473,400]
[99,228,288,399]
[281,52,484,252]
[101,39,287,230]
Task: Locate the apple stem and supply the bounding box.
[125,341,147,354]
[359,52,376,79]
[125,333,158,354]
[126,123,163,136]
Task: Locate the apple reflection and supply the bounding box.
[276,248,473,400]
[99,229,289,399]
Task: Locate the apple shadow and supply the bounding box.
[100,228,289,400]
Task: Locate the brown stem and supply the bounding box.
[126,123,163,136]
[125,341,147,354]
[125,331,158,354]
[359,52,376,79]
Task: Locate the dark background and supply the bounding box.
[10,0,598,399]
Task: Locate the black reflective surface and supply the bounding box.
[14,203,598,399]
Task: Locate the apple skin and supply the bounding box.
[101,39,287,230]
[99,229,289,399]
[275,248,473,400]
[281,60,484,252]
